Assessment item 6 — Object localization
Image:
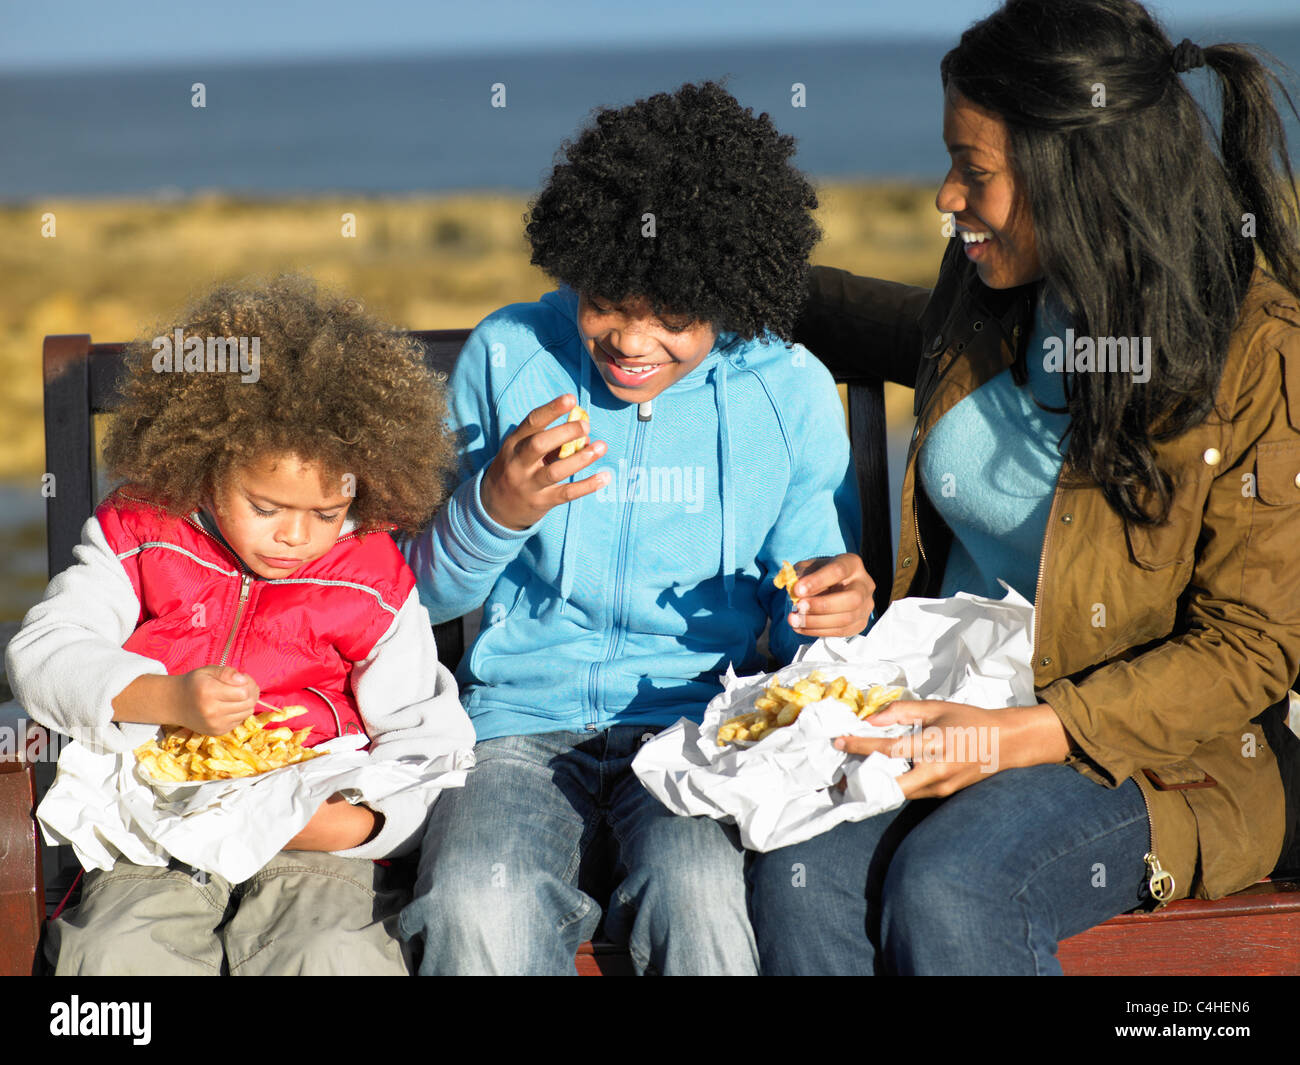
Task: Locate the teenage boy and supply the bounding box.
[400,82,874,974]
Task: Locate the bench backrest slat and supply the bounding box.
[42,329,895,665]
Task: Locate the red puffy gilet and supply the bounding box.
[98,489,416,746]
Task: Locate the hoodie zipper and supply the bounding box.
[586,414,650,730]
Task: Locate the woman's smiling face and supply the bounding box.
[577,292,717,403]
[936,84,1043,290]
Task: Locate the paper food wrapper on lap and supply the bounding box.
[37,733,474,883]
[633,584,1037,852]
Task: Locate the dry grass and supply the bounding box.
[0,182,946,479]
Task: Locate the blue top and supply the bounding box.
[403,288,862,740]
[918,294,1071,601]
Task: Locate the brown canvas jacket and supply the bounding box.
[798,247,1300,905]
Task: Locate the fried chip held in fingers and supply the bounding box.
[557,406,589,460]
[774,560,800,607]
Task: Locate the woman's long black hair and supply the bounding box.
[942,0,1300,525]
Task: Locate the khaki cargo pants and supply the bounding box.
[45,851,413,975]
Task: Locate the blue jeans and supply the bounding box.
[746,764,1152,975]
[399,726,758,975]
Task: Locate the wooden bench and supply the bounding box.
[2,328,1297,975]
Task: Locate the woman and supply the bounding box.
[747,0,1300,975]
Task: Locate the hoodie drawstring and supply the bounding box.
[557,351,591,611]
[714,360,735,606]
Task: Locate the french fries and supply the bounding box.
[774,560,800,607]
[557,406,589,460]
[134,704,325,782]
[716,672,904,746]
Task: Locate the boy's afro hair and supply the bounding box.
[526,80,820,341]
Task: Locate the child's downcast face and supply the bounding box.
[208,453,353,579]
[577,293,718,404]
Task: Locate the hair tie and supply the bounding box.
[1171,38,1205,74]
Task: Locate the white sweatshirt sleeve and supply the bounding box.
[4,515,168,754]
[332,588,477,860]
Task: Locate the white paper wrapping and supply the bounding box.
[633,584,1037,851]
[36,734,474,883]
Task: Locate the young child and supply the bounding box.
[6,275,475,975]
[399,82,875,975]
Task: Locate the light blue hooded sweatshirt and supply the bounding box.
[403,288,861,740]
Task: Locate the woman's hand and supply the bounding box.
[284,794,383,852]
[787,553,875,637]
[834,700,1071,799]
[479,394,609,530]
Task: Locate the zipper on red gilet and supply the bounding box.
[218,574,252,667]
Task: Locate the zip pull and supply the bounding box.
[1144,851,1175,903]
[218,573,254,668]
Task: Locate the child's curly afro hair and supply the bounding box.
[526,80,820,341]
[102,274,454,534]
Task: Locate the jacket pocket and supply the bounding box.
[1263,300,1300,431]
[1284,348,1300,433]
[1142,760,1216,789]
[466,580,528,681]
[1254,439,1300,506]
[1124,507,1200,571]
[1121,447,1213,569]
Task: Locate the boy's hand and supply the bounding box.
[111,667,259,733]
[173,666,261,735]
[786,553,875,637]
[480,394,609,530]
[284,793,382,851]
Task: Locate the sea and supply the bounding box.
[2,24,1299,199]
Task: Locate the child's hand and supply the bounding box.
[173,665,261,735]
[284,793,382,851]
[785,553,876,637]
[480,394,609,530]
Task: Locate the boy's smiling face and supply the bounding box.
[577,292,717,403]
[208,453,352,578]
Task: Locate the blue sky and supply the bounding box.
[3,0,1298,71]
